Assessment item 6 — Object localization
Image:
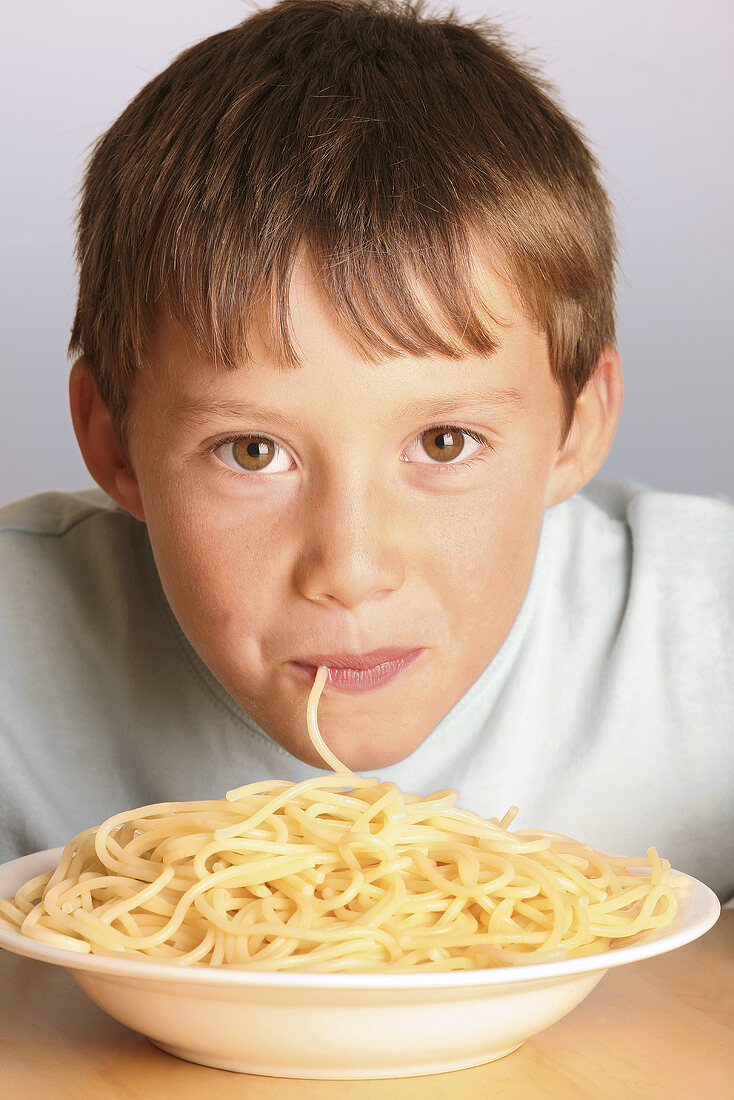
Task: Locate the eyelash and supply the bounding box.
[208,425,492,474]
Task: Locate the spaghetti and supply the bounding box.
[0,666,690,970]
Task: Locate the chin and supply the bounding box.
[332,740,418,773]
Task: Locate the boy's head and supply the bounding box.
[68,0,622,769]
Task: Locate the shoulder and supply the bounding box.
[570,476,734,587]
[580,475,733,541]
[539,475,734,637]
[0,487,144,573]
[549,475,734,565]
[0,489,151,622]
[0,487,128,538]
[544,477,733,676]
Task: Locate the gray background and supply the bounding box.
[1,0,732,505]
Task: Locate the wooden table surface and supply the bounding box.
[2,910,732,1099]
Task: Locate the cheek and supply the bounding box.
[143,476,295,645]
[421,458,546,611]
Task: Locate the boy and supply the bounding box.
[1,0,732,903]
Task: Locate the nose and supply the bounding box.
[294,471,406,610]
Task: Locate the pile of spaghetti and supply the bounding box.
[0,667,690,971]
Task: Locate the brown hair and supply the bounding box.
[67,0,618,460]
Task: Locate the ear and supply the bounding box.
[69,357,146,522]
[544,346,623,508]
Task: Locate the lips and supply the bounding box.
[288,647,425,693]
[292,647,420,670]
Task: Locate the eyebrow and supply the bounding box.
[173,387,524,428]
[174,399,302,431]
[392,388,524,421]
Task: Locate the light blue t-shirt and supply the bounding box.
[0,479,732,900]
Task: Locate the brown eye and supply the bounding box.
[214,434,293,475]
[421,428,466,462]
[231,436,276,471]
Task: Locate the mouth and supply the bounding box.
[287,647,426,694]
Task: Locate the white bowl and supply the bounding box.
[0,847,721,1079]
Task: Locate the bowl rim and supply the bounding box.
[0,846,721,990]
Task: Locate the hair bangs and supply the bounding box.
[141,210,508,388]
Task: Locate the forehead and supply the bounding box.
[140,244,550,418]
